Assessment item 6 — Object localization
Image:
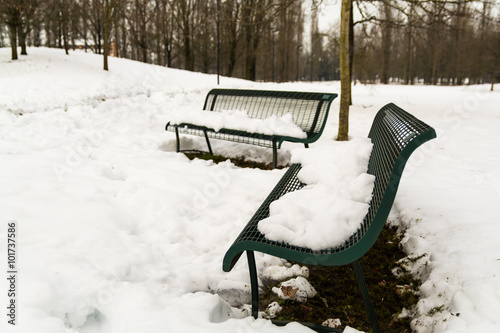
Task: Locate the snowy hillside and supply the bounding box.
[1,47,500,333]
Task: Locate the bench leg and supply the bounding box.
[175,127,181,152]
[203,129,214,155]
[272,141,278,169]
[304,143,309,148]
[246,250,259,319]
[352,260,381,333]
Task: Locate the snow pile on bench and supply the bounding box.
[258,138,375,250]
[169,108,307,138]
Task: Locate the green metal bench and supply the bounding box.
[222,103,437,332]
[165,89,338,168]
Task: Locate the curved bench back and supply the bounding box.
[337,103,437,262]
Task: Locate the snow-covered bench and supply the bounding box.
[165,89,338,168]
[222,103,437,332]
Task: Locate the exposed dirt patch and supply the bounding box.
[260,226,419,332]
[183,152,287,170]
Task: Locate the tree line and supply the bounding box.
[353,0,500,86]
[0,0,498,86]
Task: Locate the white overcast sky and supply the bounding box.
[317,0,341,30]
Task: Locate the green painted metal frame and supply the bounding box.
[222,103,437,332]
[166,89,338,168]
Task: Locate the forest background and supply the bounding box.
[0,0,499,86]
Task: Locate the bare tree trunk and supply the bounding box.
[348,2,353,104]
[114,16,121,57]
[4,4,21,60]
[121,17,127,58]
[82,0,89,51]
[62,23,69,55]
[310,1,319,81]
[18,26,27,55]
[8,23,18,60]
[338,0,351,142]
[242,2,255,81]
[169,0,195,70]
[90,0,103,55]
[103,1,110,70]
[247,35,258,81]
[223,0,240,77]
[404,2,414,85]
[381,0,391,84]
[241,0,269,81]
[492,70,496,92]
[103,0,121,70]
[183,23,193,70]
[453,1,465,85]
[33,25,41,47]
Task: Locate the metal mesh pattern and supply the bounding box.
[224,103,437,269]
[166,89,337,147]
[234,163,306,246]
[174,125,278,148]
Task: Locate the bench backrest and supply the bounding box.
[203,89,337,138]
[336,103,436,260]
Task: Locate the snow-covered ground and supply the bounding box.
[1,47,499,333]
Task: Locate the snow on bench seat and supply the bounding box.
[168,108,307,139]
